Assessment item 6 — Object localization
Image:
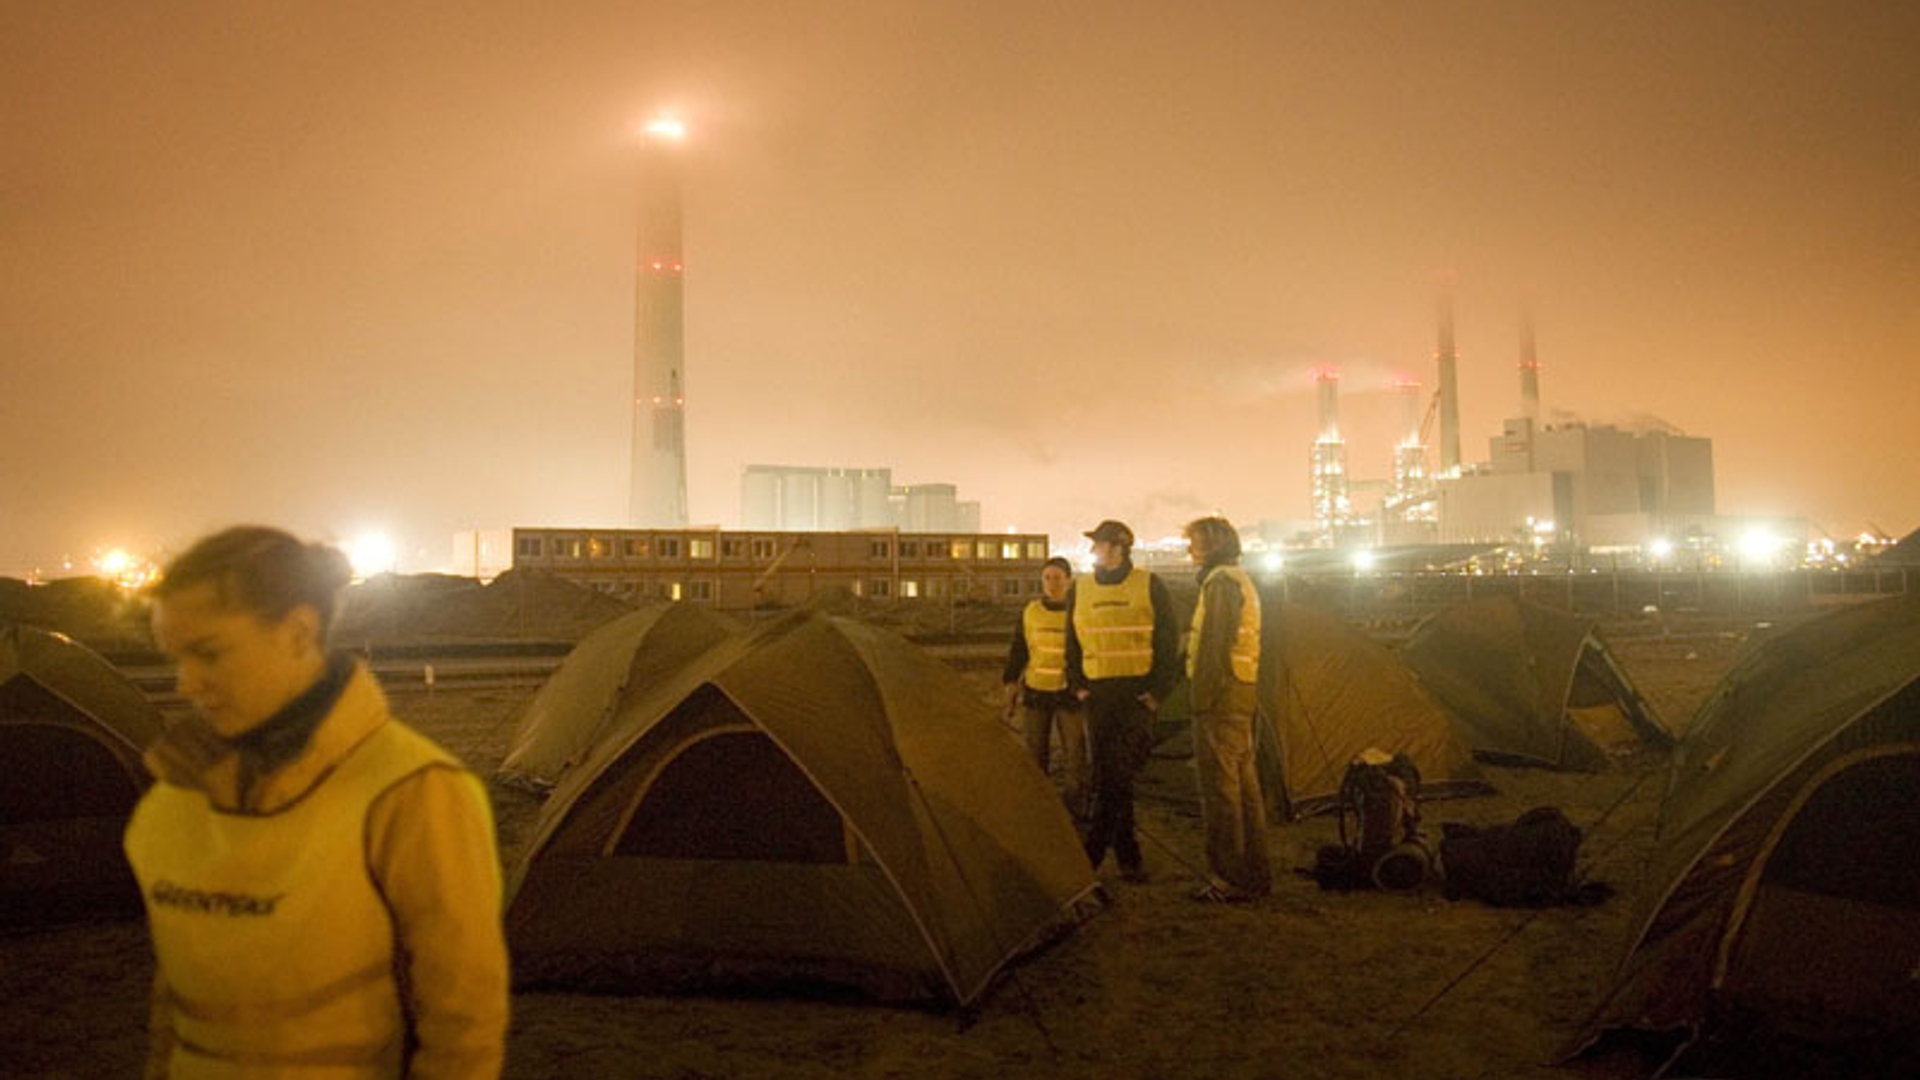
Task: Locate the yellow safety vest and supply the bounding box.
[1187,564,1261,684]
[1020,601,1069,692]
[1072,568,1156,680]
[124,722,454,1079]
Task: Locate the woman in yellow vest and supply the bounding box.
[1001,556,1088,820]
[1183,516,1272,902]
[124,527,508,1079]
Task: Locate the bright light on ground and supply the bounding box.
[346,532,398,579]
[1260,551,1284,573]
[1738,528,1783,563]
[1350,549,1377,572]
[92,547,156,590]
[1647,537,1674,560]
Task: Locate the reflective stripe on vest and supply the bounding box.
[1073,568,1156,680]
[125,721,454,1078]
[1021,600,1069,692]
[1187,564,1261,684]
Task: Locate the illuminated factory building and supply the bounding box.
[1319,295,1716,551]
[507,526,1048,609]
[739,466,983,535]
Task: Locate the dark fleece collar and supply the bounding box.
[228,650,355,774]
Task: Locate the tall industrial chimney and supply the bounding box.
[629,118,690,528]
[1316,367,1341,442]
[1308,368,1351,541]
[1396,378,1422,446]
[1436,289,1462,475]
[1518,306,1542,423]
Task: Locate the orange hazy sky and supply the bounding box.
[3,1,1916,572]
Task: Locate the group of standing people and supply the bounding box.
[1004,516,1273,902]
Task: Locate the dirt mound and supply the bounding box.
[333,569,635,645]
[0,576,150,651]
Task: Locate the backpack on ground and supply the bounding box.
[1438,806,1612,907]
[1311,750,1432,892]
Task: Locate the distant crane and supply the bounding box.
[1418,387,1441,452]
[749,538,810,605]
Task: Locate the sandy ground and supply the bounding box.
[1,621,1746,1080]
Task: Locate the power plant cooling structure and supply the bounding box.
[1308,369,1354,542]
[1389,379,1434,523]
[629,119,690,528]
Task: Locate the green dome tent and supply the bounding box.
[1402,595,1671,770]
[1154,598,1488,819]
[1255,603,1489,818]
[2,623,164,926]
[1571,595,1920,1063]
[505,611,1100,1006]
[497,602,736,788]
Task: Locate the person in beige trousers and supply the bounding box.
[1183,516,1272,902]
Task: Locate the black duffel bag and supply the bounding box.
[1439,806,1610,907]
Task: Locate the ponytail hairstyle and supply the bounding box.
[1042,556,1074,576]
[151,526,354,640]
[1182,516,1243,564]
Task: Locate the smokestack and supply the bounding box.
[629,117,691,528]
[1308,367,1351,539]
[1396,379,1422,446]
[1518,305,1541,423]
[1436,288,1462,474]
[1316,368,1340,442]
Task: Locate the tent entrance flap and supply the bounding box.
[1721,748,1920,1040]
[613,727,855,864]
[0,716,142,822]
[1,630,162,930]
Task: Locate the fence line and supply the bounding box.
[1275,565,1914,621]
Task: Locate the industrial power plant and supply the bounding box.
[1305,292,1716,555]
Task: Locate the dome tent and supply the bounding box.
[1570,595,1920,1067]
[1402,595,1672,770]
[1255,603,1489,818]
[1157,596,1489,819]
[2,623,164,926]
[505,611,1100,1006]
[497,602,736,788]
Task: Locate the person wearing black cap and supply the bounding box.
[1063,519,1181,882]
